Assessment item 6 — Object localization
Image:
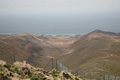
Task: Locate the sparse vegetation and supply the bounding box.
[0,60,81,80]
[31,74,40,80]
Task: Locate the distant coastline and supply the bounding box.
[0,33,78,36]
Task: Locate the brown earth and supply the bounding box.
[0,30,120,77]
[0,33,81,69]
[59,30,120,78]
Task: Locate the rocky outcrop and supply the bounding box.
[0,60,82,80]
[0,60,6,65]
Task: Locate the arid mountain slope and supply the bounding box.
[0,33,81,68]
[0,34,10,39]
[59,30,120,77]
[0,30,120,77]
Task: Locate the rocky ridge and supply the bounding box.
[0,60,81,80]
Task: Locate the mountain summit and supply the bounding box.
[88,29,117,35]
[90,29,104,33]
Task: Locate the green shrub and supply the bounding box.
[75,77,80,80]
[43,77,48,80]
[15,67,19,71]
[10,69,15,73]
[82,78,86,80]
[17,70,22,75]
[8,77,12,80]
[4,64,12,70]
[0,65,3,68]
[30,74,40,80]
[52,70,61,77]
[53,73,59,77]
[53,70,61,74]
[70,76,75,80]
[26,76,30,78]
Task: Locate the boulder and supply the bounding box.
[55,77,61,80]
[13,61,32,69]
[62,71,71,79]
[22,67,31,76]
[0,60,6,65]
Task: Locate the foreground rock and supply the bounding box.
[0,60,81,80]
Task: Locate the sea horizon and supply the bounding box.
[0,32,79,36]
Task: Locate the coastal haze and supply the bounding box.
[0,0,120,34]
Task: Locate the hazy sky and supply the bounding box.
[0,0,120,34]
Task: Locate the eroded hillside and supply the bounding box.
[59,30,120,77]
[0,30,120,77]
[0,33,81,68]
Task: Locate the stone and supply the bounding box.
[0,60,6,65]
[22,67,31,76]
[62,71,71,79]
[12,77,19,80]
[13,61,33,69]
[55,77,61,80]
[49,75,54,80]
[20,79,30,80]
